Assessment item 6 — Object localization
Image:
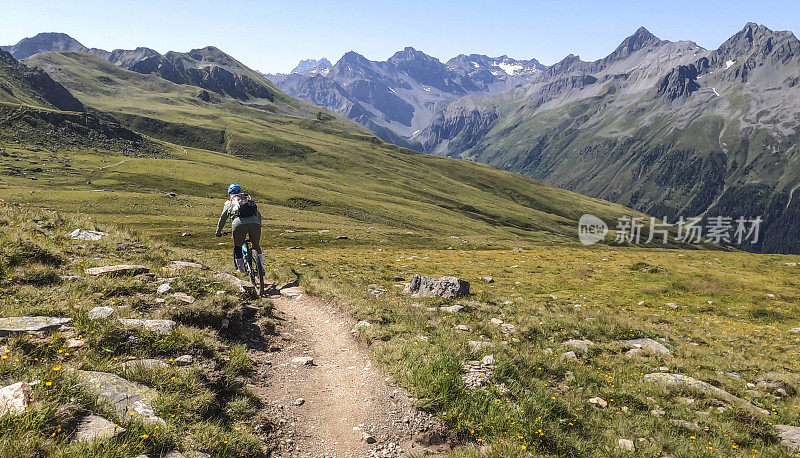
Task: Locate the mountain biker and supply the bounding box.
[215,183,263,274]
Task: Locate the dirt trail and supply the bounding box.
[250,287,447,457]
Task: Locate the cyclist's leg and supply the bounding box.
[249,224,264,271]
[232,225,247,273]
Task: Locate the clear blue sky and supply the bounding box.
[2,0,799,73]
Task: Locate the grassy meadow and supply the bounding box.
[0,50,799,456]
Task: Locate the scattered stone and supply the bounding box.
[167,261,204,271]
[643,372,768,414]
[480,276,494,283]
[462,356,494,389]
[336,235,349,240]
[85,265,149,277]
[121,359,168,370]
[440,305,464,313]
[174,355,193,366]
[618,439,635,452]
[165,192,177,198]
[171,292,195,304]
[588,396,607,408]
[454,324,471,332]
[65,337,85,348]
[789,328,800,334]
[59,274,82,282]
[0,316,71,336]
[280,286,304,299]
[490,318,503,325]
[157,283,172,295]
[776,425,800,451]
[185,452,212,458]
[74,414,124,442]
[0,381,32,416]
[291,356,314,366]
[76,370,165,425]
[404,274,470,298]
[353,320,372,332]
[362,432,377,444]
[670,419,699,430]
[561,351,577,360]
[665,302,678,309]
[500,323,516,334]
[118,318,176,335]
[562,339,594,354]
[88,307,114,319]
[467,341,492,351]
[621,338,670,355]
[756,379,789,398]
[294,398,305,406]
[213,272,256,296]
[70,229,108,241]
[650,409,666,416]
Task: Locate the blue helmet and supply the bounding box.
[227,183,242,195]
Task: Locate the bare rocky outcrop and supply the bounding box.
[404,274,469,298]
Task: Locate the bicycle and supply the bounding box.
[219,231,266,297]
[242,240,266,297]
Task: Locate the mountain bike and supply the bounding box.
[219,231,266,297]
[241,240,266,297]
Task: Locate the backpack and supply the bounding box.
[230,193,257,218]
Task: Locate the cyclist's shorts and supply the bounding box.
[233,223,261,248]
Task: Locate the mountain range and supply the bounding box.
[260,24,800,253]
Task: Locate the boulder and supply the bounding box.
[70,229,108,241]
[85,265,149,277]
[171,292,195,304]
[76,370,165,425]
[0,316,71,336]
[174,355,194,366]
[0,381,32,416]
[118,318,175,335]
[404,274,469,298]
[74,414,124,442]
[776,425,800,451]
[291,356,314,366]
[439,305,464,313]
[562,339,594,354]
[167,261,204,271]
[644,373,767,414]
[618,439,635,452]
[88,306,114,319]
[621,338,670,355]
[213,272,256,296]
[156,283,172,295]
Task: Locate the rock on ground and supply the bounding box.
[291,356,314,366]
[76,370,165,425]
[156,283,172,295]
[562,339,594,354]
[644,372,768,415]
[167,261,204,272]
[70,229,108,241]
[118,318,175,335]
[171,292,195,304]
[174,355,193,366]
[74,414,124,442]
[88,307,114,319]
[776,425,800,451]
[621,338,670,355]
[0,316,71,335]
[404,274,470,298]
[0,381,32,416]
[85,265,149,277]
[618,438,635,451]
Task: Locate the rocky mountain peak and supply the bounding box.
[2,32,88,60]
[608,26,662,60]
[291,58,332,74]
